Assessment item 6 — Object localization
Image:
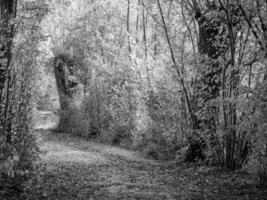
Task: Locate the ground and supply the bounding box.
[19,110,267,200]
[23,129,267,200]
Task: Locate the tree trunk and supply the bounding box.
[0,0,17,93]
[142,0,150,89]
[54,57,71,111]
[127,0,131,57]
[0,0,17,141]
[184,1,224,162]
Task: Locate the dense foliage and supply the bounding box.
[37,0,267,185]
[1,2,265,198]
[0,1,48,198]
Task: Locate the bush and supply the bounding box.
[131,88,186,160]
[56,105,91,138]
[0,120,39,199]
[98,125,132,146]
[57,99,134,147]
[133,122,180,161]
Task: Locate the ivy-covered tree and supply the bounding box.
[0,0,48,198]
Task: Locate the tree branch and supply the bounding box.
[190,0,201,19]
[157,0,195,124]
[238,3,265,51]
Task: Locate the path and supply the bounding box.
[29,131,180,200]
[25,131,267,200]
[27,111,267,200]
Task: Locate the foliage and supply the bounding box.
[38,0,267,186]
[0,0,48,198]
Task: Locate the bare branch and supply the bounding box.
[238,3,265,51]
[157,0,195,124]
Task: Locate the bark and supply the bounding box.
[0,0,17,140]
[184,0,225,162]
[54,57,72,111]
[0,0,17,93]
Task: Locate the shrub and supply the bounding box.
[56,104,91,138]
[134,88,186,160]
[98,125,132,146]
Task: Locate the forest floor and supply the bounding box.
[23,129,267,200]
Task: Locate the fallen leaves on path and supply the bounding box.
[24,131,267,200]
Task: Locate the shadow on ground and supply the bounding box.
[23,130,267,200]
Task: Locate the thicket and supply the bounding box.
[44,0,267,184]
[0,1,48,198]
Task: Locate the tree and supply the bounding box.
[238,0,267,182]
[172,0,226,162]
[165,0,248,168]
[1,0,47,197]
[0,0,17,136]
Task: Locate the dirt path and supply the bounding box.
[26,131,267,200]
[28,131,180,200]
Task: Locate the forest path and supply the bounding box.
[32,131,181,200]
[27,131,267,200]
